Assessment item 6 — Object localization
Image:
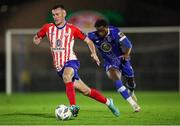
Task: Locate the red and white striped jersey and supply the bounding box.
[37,22,86,71]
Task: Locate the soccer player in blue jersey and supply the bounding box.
[88,19,141,112]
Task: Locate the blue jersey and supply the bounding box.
[88,26,132,65]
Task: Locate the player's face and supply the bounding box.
[52,8,66,25]
[96,26,108,38]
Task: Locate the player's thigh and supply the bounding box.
[106,67,121,81]
[62,67,74,82]
[74,79,91,95]
[121,60,134,77]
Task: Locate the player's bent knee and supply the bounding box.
[78,88,90,96]
[81,89,90,96]
[126,77,136,91]
[107,69,121,81]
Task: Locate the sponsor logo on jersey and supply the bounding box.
[51,47,65,52]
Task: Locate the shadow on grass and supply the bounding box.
[0,112,55,119]
[0,112,75,121]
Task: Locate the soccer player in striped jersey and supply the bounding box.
[33,5,119,117]
[88,19,141,112]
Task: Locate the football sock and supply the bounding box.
[115,80,130,99]
[65,82,76,106]
[89,88,107,104]
[115,80,137,106]
[126,97,137,106]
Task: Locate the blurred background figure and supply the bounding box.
[0,0,179,93]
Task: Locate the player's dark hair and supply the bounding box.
[52,4,65,10]
[94,19,108,28]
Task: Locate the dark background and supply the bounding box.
[0,0,179,92]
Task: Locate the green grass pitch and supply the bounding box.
[0,91,180,125]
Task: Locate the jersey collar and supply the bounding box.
[55,22,67,29]
[105,27,110,37]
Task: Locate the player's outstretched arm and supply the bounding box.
[33,35,42,45]
[84,37,100,66]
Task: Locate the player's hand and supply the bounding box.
[91,53,100,66]
[33,35,42,45]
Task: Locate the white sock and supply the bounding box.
[126,96,137,107]
[106,98,110,106]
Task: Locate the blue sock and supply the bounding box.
[115,80,130,99]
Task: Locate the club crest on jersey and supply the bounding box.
[56,39,62,47]
[51,39,65,52]
[100,42,112,52]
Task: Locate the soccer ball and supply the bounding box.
[55,104,72,120]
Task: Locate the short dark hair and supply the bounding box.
[94,19,108,28]
[52,4,65,10]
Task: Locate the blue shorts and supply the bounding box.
[104,59,134,77]
[57,60,80,82]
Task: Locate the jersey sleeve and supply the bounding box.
[73,26,86,40]
[87,32,94,41]
[37,24,48,38]
[118,29,132,48]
